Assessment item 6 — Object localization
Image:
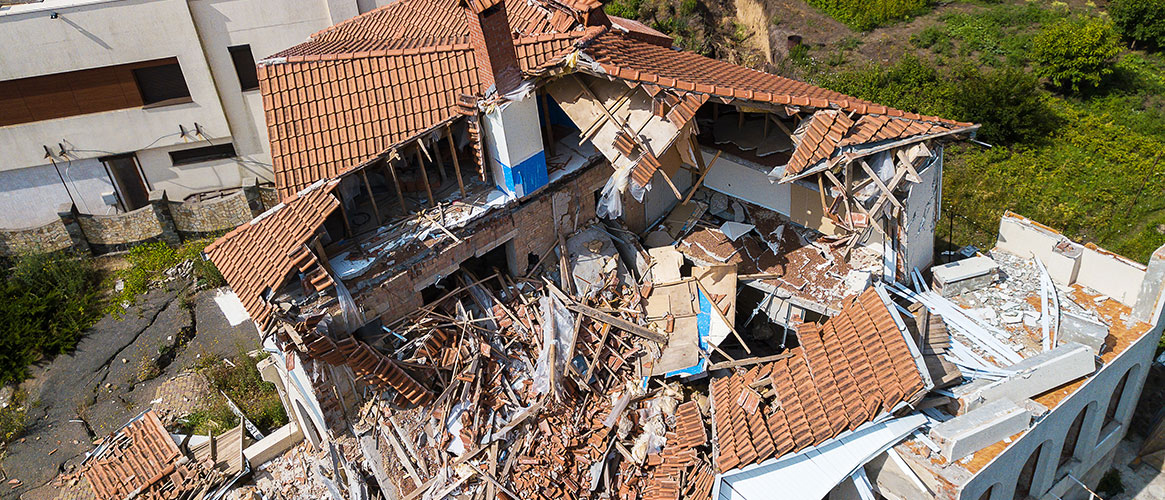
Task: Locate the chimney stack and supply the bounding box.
[463,0,522,97]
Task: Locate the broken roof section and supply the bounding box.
[82,411,227,500]
[202,179,340,330]
[258,0,598,198]
[257,0,974,200]
[710,287,929,472]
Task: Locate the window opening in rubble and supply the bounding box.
[735,287,801,355]
[460,241,512,283]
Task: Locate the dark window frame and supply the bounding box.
[228,44,260,91]
[168,143,238,166]
[132,61,191,105]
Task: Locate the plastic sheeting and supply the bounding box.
[532,292,577,395]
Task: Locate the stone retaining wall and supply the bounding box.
[0,219,75,255]
[169,189,253,237]
[0,179,276,256]
[76,191,180,254]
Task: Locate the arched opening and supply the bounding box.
[1060,406,1088,467]
[1104,369,1133,427]
[1014,443,1044,499]
[977,484,996,500]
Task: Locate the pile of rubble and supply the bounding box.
[268,220,732,500]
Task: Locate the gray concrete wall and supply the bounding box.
[958,319,1162,500]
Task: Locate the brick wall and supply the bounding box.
[370,162,609,324]
[169,190,253,238]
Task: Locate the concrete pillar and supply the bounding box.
[56,202,91,255]
[482,96,547,198]
[1132,244,1165,325]
[148,190,181,245]
[241,177,263,216]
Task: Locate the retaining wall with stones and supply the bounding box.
[169,189,253,238]
[0,219,75,255]
[76,191,180,254]
[0,179,275,256]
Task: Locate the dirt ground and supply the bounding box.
[0,285,260,500]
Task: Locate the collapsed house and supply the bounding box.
[199,0,1165,499]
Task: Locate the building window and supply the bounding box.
[1060,407,1088,467]
[169,143,237,166]
[132,61,191,105]
[977,485,995,500]
[1014,443,1043,499]
[0,57,186,126]
[228,45,260,91]
[1104,370,1132,427]
[100,153,150,211]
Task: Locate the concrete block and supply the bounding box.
[930,398,1031,462]
[1059,311,1110,354]
[931,256,999,297]
[953,342,1096,414]
[244,422,303,466]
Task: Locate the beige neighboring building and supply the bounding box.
[0,0,390,229]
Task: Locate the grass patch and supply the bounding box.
[107,238,226,317]
[179,351,288,437]
[0,253,103,385]
[807,0,933,31]
[0,390,29,445]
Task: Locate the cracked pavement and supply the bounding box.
[1,284,260,500]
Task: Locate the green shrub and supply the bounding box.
[603,0,643,18]
[807,0,932,31]
[0,390,29,444]
[948,66,1057,144]
[0,253,102,384]
[1110,0,1165,50]
[1032,15,1122,93]
[1098,469,1125,496]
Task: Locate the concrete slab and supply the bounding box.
[1060,311,1110,354]
[930,398,1031,462]
[931,256,998,297]
[953,342,1096,414]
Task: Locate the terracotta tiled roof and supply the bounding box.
[784,111,966,177]
[786,110,854,176]
[580,30,971,126]
[204,180,340,329]
[83,411,217,500]
[709,288,926,472]
[609,15,674,47]
[839,114,961,147]
[293,329,435,406]
[260,0,591,198]
[258,46,481,198]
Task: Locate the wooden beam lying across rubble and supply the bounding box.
[544,281,668,344]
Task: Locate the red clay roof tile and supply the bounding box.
[710,288,926,472]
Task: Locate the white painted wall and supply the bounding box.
[0,0,231,169]
[701,149,793,216]
[903,149,942,274]
[0,159,116,227]
[0,0,373,225]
